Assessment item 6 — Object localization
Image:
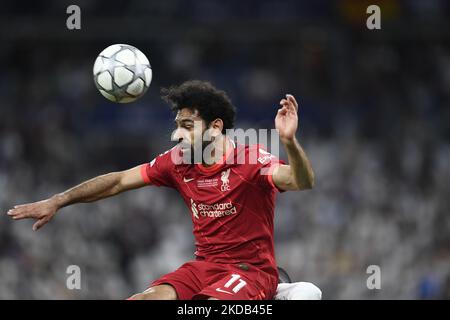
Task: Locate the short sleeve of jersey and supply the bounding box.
[140,148,177,188]
[246,144,286,193]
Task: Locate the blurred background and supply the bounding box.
[0,0,449,299]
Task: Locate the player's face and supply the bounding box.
[173,108,210,162]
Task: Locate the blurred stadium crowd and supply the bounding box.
[0,0,449,299]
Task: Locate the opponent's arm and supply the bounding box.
[6,165,146,231]
[272,94,314,191]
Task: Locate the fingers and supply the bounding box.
[277,105,288,116]
[7,202,53,231]
[286,94,298,110]
[279,94,298,113]
[32,219,47,231]
[14,204,29,208]
[279,99,290,113]
[7,204,40,220]
[8,213,27,220]
[7,208,31,220]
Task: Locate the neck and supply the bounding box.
[202,135,229,167]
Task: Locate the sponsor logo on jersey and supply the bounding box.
[190,198,237,219]
[190,199,199,219]
[215,288,234,295]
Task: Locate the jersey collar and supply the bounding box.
[196,137,235,173]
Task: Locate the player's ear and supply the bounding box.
[209,118,224,137]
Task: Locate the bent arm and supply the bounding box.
[273,94,314,192]
[272,138,314,191]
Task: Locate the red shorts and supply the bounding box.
[150,260,278,300]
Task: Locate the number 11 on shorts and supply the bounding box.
[217,274,247,294]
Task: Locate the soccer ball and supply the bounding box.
[93,44,152,103]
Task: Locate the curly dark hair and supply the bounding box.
[161,80,236,133]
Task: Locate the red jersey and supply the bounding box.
[140,140,284,280]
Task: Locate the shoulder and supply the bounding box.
[232,143,284,192]
[141,146,185,187]
[144,146,184,175]
[234,143,278,167]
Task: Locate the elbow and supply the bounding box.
[303,179,314,190]
[308,172,315,189]
[297,172,315,190]
[115,172,127,193]
[308,178,315,189]
[103,171,124,196]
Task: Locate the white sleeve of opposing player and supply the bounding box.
[274,282,322,300]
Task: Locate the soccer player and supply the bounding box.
[7,80,314,300]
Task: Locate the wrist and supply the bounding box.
[50,193,67,209]
[281,136,297,147]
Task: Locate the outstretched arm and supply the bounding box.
[272,94,315,191]
[6,165,146,231]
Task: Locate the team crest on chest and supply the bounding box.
[220,168,231,191]
[194,168,232,191]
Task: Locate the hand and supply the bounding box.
[275,94,299,144]
[6,197,60,231]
